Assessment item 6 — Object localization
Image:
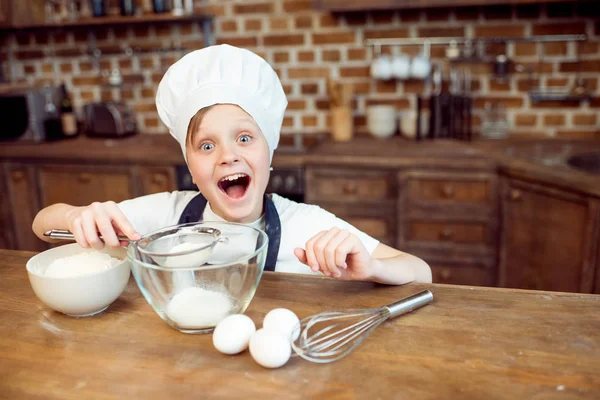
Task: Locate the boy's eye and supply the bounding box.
[200,143,214,151]
[237,134,252,143]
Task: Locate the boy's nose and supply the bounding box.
[218,144,240,165]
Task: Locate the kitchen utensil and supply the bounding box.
[410,41,431,79]
[26,243,130,317]
[492,55,511,83]
[370,54,393,80]
[127,221,268,334]
[391,54,410,80]
[292,290,433,363]
[331,106,353,142]
[366,105,396,138]
[83,102,137,137]
[428,64,442,139]
[44,225,227,266]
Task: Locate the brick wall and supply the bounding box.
[3,0,599,139]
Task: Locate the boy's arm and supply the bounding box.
[32,203,82,243]
[369,243,432,285]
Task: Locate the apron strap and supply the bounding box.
[178,193,281,272]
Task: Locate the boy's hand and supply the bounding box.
[294,227,373,281]
[65,201,140,250]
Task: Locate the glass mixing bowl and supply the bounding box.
[127,221,268,334]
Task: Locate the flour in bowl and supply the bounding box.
[45,250,121,278]
[166,287,233,329]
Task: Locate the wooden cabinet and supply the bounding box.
[399,169,498,285]
[0,161,177,251]
[0,0,45,28]
[430,262,495,287]
[38,165,135,207]
[136,166,177,195]
[3,164,46,251]
[499,177,599,293]
[306,166,397,247]
[0,1,10,27]
[306,165,500,285]
[314,0,578,12]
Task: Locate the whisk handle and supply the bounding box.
[385,290,433,319]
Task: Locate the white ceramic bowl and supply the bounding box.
[26,244,130,317]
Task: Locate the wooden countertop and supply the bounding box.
[1,134,599,197]
[2,250,600,399]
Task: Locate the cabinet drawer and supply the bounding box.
[306,168,394,203]
[39,165,134,207]
[408,178,491,204]
[408,221,488,244]
[431,264,495,287]
[324,205,395,246]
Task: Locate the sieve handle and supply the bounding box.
[385,290,433,319]
[44,229,130,242]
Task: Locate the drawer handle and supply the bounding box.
[11,170,25,183]
[441,184,455,198]
[78,173,92,183]
[342,182,358,195]
[439,228,454,240]
[509,189,522,201]
[440,269,452,280]
[151,173,167,185]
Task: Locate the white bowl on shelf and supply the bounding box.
[26,244,131,317]
[367,105,397,138]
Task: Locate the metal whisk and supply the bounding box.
[292,290,433,363]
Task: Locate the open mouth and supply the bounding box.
[218,173,250,199]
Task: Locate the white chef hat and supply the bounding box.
[156,44,287,162]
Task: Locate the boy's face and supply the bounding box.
[186,104,271,223]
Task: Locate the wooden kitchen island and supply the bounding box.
[1,250,599,399]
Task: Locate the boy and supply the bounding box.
[32,44,431,285]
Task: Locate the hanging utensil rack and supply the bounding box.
[365,34,590,103]
[364,34,587,48]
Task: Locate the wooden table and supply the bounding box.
[1,250,599,399]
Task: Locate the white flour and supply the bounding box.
[45,251,121,278]
[166,287,233,329]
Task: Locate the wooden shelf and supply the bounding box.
[314,0,585,12]
[0,13,212,32]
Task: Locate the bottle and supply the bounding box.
[119,0,136,16]
[90,0,106,17]
[59,85,78,138]
[43,86,63,142]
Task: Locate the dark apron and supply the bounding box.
[178,193,281,272]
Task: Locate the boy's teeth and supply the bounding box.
[223,173,245,181]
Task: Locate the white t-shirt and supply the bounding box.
[118,192,379,275]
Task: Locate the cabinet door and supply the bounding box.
[499,178,597,293]
[136,166,176,195]
[0,164,16,249]
[4,164,47,251]
[431,262,495,287]
[38,165,135,207]
[0,1,10,27]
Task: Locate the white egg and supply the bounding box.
[249,328,291,369]
[263,308,300,342]
[212,314,256,355]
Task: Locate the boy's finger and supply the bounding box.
[108,204,140,240]
[71,220,89,248]
[294,248,308,265]
[81,211,104,250]
[312,228,341,277]
[324,230,350,277]
[305,231,327,274]
[97,214,120,247]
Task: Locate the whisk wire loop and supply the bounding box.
[292,290,433,364]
